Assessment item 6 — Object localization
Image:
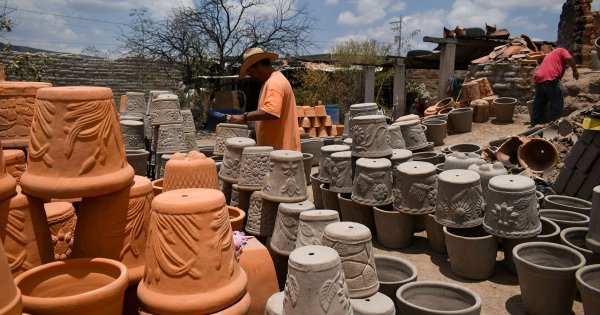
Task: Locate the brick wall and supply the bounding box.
[557,0,595,66]
[471,63,536,106]
[407,68,468,105]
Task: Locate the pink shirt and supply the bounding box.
[534,48,573,84]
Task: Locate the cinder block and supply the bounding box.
[576,173,600,201]
[593,130,600,148]
[579,130,596,144]
[564,141,587,169]
[552,166,573,194]
[576,145,600,173]
[564,170,587,197]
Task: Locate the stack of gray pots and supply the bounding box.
[149,93,187,179]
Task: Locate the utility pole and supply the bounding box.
[390,16,402,56]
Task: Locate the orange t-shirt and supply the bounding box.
[255,71,301,151]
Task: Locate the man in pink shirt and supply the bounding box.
[530,46,579,126]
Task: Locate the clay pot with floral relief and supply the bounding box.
[44,202,77,261]
[262,150,308,203]
[213,123,249,156]
[435,169,485,228]
[351,115,392,158]
[352,158,393,207]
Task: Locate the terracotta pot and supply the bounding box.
[512,242,586,315]
[279,245,352,314]
[411,151,443,165]
[295,209,340,247]
[302,153,313,186]
[540,209,590,229]
[237,146,273,191]
[330,151,353,194]
[350,292,395,315]
[318,144,351,183]
[338,193,375,232]
[587,186,600,255]
[245,191,280,237]
[483,175,541,239]
[310,172,324,208]
[444,226,497,280]
[396,281,482,315]
[576,264,600,315]
[397,120,429,151]
[425,213,447,253]
[151,178,163,196]
[388,124,406,149]
[352,158,393,206]
[493,97,517,123]
[434,97,455,110]
[560,227,600,265]
[544,195,592,216]
[390,149,412,169]
[373,205,415,249]
[495,136,523,164]
[468,161,507,195]
[3,149,26,185]
[44,202,77,261]
[423,120,447,146]
[21,87,135,199]
[393,161,437,215]
[423,114,448,123]
[448,108,474,133]
[300,138,324,166]
[444,152,484,170]
[322,222,379,298]
[228,206,245,232]
[262,150,308,203]
[0,81,52,148]
[74,175,153,285]
[120,120,145,150]
[213,123,249,156]
[448,143,482,155]
[138,188,250,314]
[270,201,315,256]
[238,237,279,315]
[424,106,438,117]
[219,137,256,184]
[163,151,219,192]
[0,187,54,277]
[375,255,417,305]
[126,149,149,177]
[517,138,558,172]
[15,258,128,315]
[320,183,342,213]
[0,240,22,315]
[435,170,485,228]
[437,107,453,115]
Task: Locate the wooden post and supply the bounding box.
[364,65,375,103]
[438,43,456,100]
[392,58,406,120]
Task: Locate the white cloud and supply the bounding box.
[447,0,506,28]
[337,0,392,25]
[325,0,340,5]
[390,2,406,13]
[508,16,547,31]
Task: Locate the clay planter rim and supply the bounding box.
[443,226,495,241]
[437,107,453,115]
[396,280,482,314]
[539,209,590,228]
[228,206,246,231]
[576,264,600,296]
[517,138,558,172]
[374,254,418,286]
[493,97,518,105]
[448,107,473,115]
[447,143,482,155]
[423,120,447,126]
[544,195,592,214]
[434,97,455,110]
[423,114,448,122]
[536,217,561,241]
[512,241,586,275]
[14,257,128,309]
[560,227,596,257]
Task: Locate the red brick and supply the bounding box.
[564,142,587,169]
[564,170,587,196]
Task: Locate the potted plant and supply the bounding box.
[406,82,432,115]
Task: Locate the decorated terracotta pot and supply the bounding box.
[262,150,308,203]
[44,202,77,261]
[352,158,393,206]
[162,151,219,192]
[213,123,249,156]
[3,149,26,184]
[245,191,281,237]
[295,209,340,248]
[219,137,256,184]
[351,115,392,158]
[270,200,315,256]
[435,169,485,228]
[318,144,350,183]
[393,161,437,215]
[0,241,23,315]
[21,87,135,199]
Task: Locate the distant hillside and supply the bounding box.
[0,43,57,53]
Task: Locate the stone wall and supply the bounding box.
[407,68,468,105]
[557,0,594,66]
[0,51,181,104]
[471,62,536,106]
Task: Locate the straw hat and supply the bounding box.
[239,47,278,78]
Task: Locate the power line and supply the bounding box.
[6,6,130,26]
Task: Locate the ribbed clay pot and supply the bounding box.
[137,188,250,314]
[126,149,149,177]
[444,152,484,170]
[512,242,585,315]
[396,281,482,315]
[21,86,135,199]
[544,195,592,216]
[517,138,558,172]
[352,158,393,206]
[423,120,447,146]
[350,292,395,315]
[262,150,308,203]
[397,120,429,151]
[338,193,375,232]
[375,255,417,304]
[587,185,600,255]
[425,213,447,253]
[0,238,22,315]
[448,108,474,133]
[322,222,379,298]
[213,123,249,156]
[295,209,340,247]
[493,97,517,123]
[14,258,129,315]
[576,264,600,315]
[300,138,324,166]
[351,115,392,158]
[560,227,600,264]
[448,143,483,155]
[540,209,590,229]
[435,170,485,228]
[219,137,256,184]
[393,161,437,215]
[373,204,415,249]
[163,151,219,192]
[329,151,353,194]
[270,201,315,256]
[310,172,324,208]
[245,191,280,237]
[318,144,350,183]
[388,124,407,149]
[444,226,497,280]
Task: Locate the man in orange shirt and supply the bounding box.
[229,48,301,151]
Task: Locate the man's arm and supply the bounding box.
[565,56,579,80]
[229,109,278,123]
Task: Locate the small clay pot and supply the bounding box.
[163,151,219,192]
[219,137,257,184]
[544,195,592,216]
[295,210,340,247]
[350,292,395,315]
[447,143,483,155]
[396,281,482,315]
[300,138,324,166]
[237,237,279,315]
[45,202,77,261]
[375,254,417,303]
[338,193,375,232]
[423,120,447,146]
[393,161,437,215]
[352,158,393,206]
[262,150,308,203]
[560,227,600,265]
[321,183,342,213]
[318,145,350,183]
[120,120,145,150]
[448,108,474,133]
[237,146,273,191]
[493,97,517,123]
[373,204,415,249]
[444,226,497,280]
[517,138,558,172]
[265,291,284,315]
[397,120,429,151]
[121,92,145,118]
[468,161,507,195]
[270,201,315,256]
[228,206,245,232]
[330,151,353,194]
[388,124,407,149]
[540,209,590,229]
[302,153,313,186]
[390,149,412,169]
[512,242,586,315]
[576,264,600,315]
[245,191,279,237]
[155,123,187,155]
[425,213,447,253]
[310,172,324,208]
[14,258,129,315]
[151,178,163,196]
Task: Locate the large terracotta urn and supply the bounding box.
[162,151,219,192]
[0,242,22,315]
[0,81,52,148]
[262,150,308,203]
[137,188,250,314]
[20,86,135,199]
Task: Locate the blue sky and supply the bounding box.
[3,1,598,57]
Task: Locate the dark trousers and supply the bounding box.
[531,79,563,126]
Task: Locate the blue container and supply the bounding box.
[205,109,242,132]
[325,104,340,124]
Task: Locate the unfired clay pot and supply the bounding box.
[322,222,379,298]
[349,103,378,138]
[245,191,280,237]
[448,108,474,133]
[397,120,429,151]
[352,158,393,206]
[318,144,350,183]
[329,151,353,194]
[219,137,256,184]
[539,209,590,229]
[295,209,340,247]
[423,120,447,146]
[444,152,484,170]
[435,170,485,228]
[163,151,219,192]
[44,202,77,261]
[300,138,323,166]
[310,172,324,209]
[393,161,437,215]
[444,226,497,280]
[448,143,483,155]
[237,146,273,191]
[587,185,600,255]
[120,120,145,150]
[425,213,447,253]
[351,115,392,158]
[396,281,482,315]
[390,149,412,169]
[468,161,507,195]
[21,86,135,199]
[544,194,592,216]
[338,193,375,232]
[262,150,308,203]
[374,204,415,249]
[14,258,129,315]
[213,123,249,156]
[350,292,395,315]
[576,264,600,315]
[148,93,181,127]
[388,124,407,149]
[270,200,315,256]
[0,240,22,315]
[138,188,250,314]
[560,227,600,265]
[302,153,313,186]
[493,97,517,123]
[535,217,561,243]
[512,242,585,315]
[411,151,443,165]
[121,92,145,118]
[126,149,149,177]
[375,254,417,306]
[321,183,342,213]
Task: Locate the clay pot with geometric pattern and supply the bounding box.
[163,151,219,192]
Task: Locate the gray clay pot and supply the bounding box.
[425,214,447,253]
[126,149,149,177]
[512,242,586,315]
[493,97,517,123]
[411,152,443,165]
[576,264,600,315]
[539,209,590,230]
[444,226,497,280]
[560,227,600,265]
[301,138,324,167]
[337,193,375,233]
[396,281,482,315]
[444,152,484,170]
[535,217,561,243]
[543,195,592,216]
[375,255,417,304]
[422,120,447,146]
[373,204,414,249]
[447,143,483,155]
[448,108,473,133]
[302,153,313,186]
[320,183,342,213]
[310,172,324,209]
[587,186,600,255]
[350,292,395,315]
